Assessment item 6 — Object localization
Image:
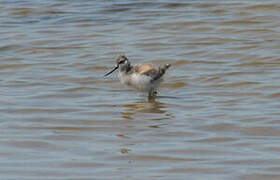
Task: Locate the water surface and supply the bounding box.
[1,0,280,179]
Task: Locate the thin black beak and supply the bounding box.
[104,66,118,77]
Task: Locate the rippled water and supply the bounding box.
[1,0,280,179]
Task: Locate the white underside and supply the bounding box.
[119,72,162,93]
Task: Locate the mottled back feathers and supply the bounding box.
[135,63,171,82]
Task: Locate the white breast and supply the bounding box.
[119,72,159,92]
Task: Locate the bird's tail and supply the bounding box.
[150,64,171,82]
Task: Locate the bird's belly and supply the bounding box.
[120,73,157,92]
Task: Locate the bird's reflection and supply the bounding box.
[121,97,168,120]
[117,97,174,155]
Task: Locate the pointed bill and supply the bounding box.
[104,66,118,77]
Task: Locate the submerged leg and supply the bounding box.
[148,90,157,99]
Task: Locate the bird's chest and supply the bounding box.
[119,72,132,85]
[119,72,152,91]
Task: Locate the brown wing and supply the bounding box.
[142,64,171,82]
[135,63,170,82]
[140,65,162,82]
[136,64,155,74]
[134,64,159,82]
